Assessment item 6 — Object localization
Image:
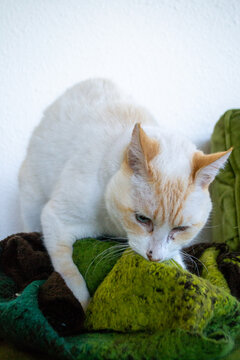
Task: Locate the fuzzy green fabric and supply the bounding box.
[211,109,240,251]
[1,238,240,360]
[200,248,230,293]
[85,250,239,334]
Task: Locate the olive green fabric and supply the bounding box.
[85,249,240,336]
[200,247,230,292]
[211,109,240,251]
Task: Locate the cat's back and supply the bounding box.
[31,78,127,149]
[18,80,121,192]
[19,78,155,198]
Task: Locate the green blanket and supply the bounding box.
[1,109,240,360]
[1,238,240,360]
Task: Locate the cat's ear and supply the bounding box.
[192,148,233,188]
[126,123,159,177]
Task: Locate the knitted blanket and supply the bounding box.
[1,232,240,360]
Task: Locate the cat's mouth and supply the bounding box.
[129,245,162,263]
[147,257,161,262]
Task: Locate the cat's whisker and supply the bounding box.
[170,259,179,269]
[99,250,128,263]
[123,248,134,255]
[99,234,128,239]
[92,252,124,272]
[94,253,121,268]
[180,251,200,276]
[188,258,200,276]
[91,245,130,272]
[122,249,136,260]
[181,250,208,275]
[95,246,129,263]
[202,224,220,229]
[84,245,119,278]
[186,253,208,274]
[98,236,128,243]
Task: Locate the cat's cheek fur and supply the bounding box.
[105,171,132,234]
[185,189,212,230]
[128,234,150,260]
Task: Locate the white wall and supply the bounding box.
[1,0,240,239]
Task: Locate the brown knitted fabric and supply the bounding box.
[184,243,228,275]
[0,232,53,290]
[38,272,85,336]
[217,251,240,301]
[0,232,85,336]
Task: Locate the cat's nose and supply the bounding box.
[146,250,160,262]
[146,250,153,260]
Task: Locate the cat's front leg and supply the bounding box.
[41,201,91,312]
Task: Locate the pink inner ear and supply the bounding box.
[127,123,148,176]
[193,148,232,188]
[126,123,160,177]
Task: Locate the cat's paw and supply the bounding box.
[74,285,91,313]
[81,296,92,313]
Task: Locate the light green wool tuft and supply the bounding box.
[85,250,240,336]
[200,248,230,293]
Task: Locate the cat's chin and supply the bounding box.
[128,246,147,261]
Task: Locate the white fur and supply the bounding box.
[18,78,228,310]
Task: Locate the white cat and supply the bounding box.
[18,78,231,311]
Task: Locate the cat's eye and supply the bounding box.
[135,214,150,224]
[172,226,189,232]
[135,214,153,232]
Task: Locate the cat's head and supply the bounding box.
[106,123,232,263]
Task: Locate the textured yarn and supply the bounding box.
[1,238,240,359]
